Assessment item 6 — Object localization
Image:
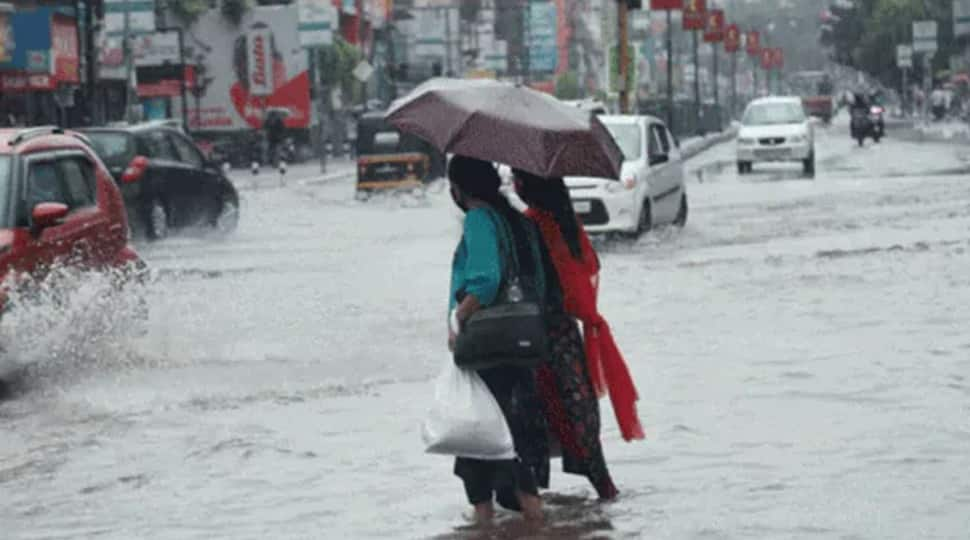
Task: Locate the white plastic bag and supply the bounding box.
[422,358,516,460]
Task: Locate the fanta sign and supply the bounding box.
[247,28,273,96]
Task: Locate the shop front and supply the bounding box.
[0,9,80,126]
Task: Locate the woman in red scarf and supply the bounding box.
[514,170,644,500]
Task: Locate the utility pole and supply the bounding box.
[444,5,453,76]
[618,0,629,113]
[692,29,700,133]
[731,49,736,117]
[666,9,674,129]
[712,41,719,128]
[123,0,136,123]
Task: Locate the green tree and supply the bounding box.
[555,71,582,100]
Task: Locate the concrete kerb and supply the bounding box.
[678,123,740,161]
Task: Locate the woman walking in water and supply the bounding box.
[514,169,644,500]
[446,156,549,524]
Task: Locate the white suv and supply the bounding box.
[736,96,815,177]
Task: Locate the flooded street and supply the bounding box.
[2,119,969,539]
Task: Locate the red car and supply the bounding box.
[0,127,145,311]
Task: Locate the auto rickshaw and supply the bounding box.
[355,111,445,194]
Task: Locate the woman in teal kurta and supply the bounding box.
[446,155,548,525]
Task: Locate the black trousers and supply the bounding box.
[453,365,544,510]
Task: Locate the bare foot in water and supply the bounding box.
[516,492,544,523]
[470,502,495,526]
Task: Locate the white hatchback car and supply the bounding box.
[736,96,815,177]
[565,115,687,236]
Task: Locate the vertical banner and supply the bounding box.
[682,0,706,30]
[247,27,274,96]
[0,11,13,64]
[703,9,724,42]
[760,48,773,70]
[724,23,740,53]
[746,30,760,56]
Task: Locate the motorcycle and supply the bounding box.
[869,104,885,141]
[850,105,882,146]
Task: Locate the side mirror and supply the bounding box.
[121,155,149,183]
[32,202,69,230]
[649,154,669,166]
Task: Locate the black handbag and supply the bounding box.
[453,210,549,370]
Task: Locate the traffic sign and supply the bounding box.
[913,20,938,54]
[298,0,337,48]
[897,45,913,68]
[955,0,970,37]
[104,0,156,36]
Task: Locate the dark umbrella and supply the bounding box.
[385,78,623,180]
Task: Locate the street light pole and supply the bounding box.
[618,0,629,113]
[666,8,674,130]
[123,0,136,123]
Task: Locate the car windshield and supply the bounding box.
[743,102,806,125]
[84,131,135,170]
[603,123,642,159]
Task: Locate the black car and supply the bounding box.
[80,123,240,240]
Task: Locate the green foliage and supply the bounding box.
[555,71,582,100]
[317,38,365,103]
[169,0,209,25]
[221,0,250,26]
[823,0,959,86]
[168,0,250,26]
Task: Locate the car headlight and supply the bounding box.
[606,180,625,193]
[789,134,807,143]
[738,137,755,145]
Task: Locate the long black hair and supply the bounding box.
[513,169,583,260]
[448,156,536,272]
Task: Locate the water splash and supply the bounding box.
[0,264,151,394]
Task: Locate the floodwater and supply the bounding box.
[2,117,969,539]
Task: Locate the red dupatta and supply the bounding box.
[526,209,645,441]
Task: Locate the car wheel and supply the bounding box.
[213,196,240,235]
[803,151,816,178]
[737,161,750,175]
[146,198,169,241]
[673,193,688,227]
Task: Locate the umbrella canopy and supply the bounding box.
[385,78,624,180]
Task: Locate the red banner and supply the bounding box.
[51,16,80,85]
[650,0,684,9]
[0,72,55,92]
[772,48,784,70]
[682,0,706,31]
[138,80,182,98]
[703,9,724,42]
[724,24,741,53]
[746,30,761,56]
[760,48,773,70]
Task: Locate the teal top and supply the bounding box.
[449,207,503,311]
